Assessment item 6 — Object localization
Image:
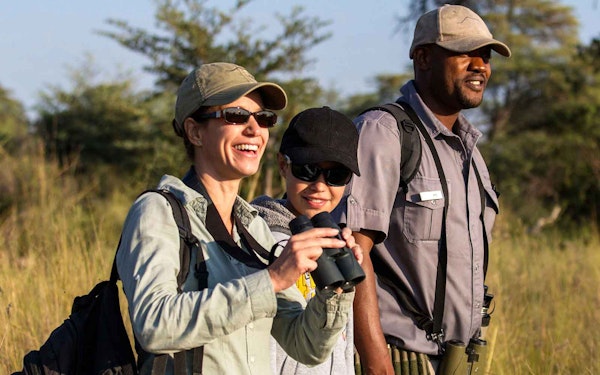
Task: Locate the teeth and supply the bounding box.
[468,80,482,86]
[235,144,258,151]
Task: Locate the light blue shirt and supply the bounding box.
[117,175,353,374]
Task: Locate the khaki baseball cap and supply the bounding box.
[174,62,287,129]
[409,5,511,59]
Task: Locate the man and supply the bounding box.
[334,5,510,374]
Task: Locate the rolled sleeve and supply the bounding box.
[245,269,278,319]
[342,111,403,243]
[271,287,354,365]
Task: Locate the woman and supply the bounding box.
[252,106,361,375]
[116,63,362,375]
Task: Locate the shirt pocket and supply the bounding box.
[401,176,447,243]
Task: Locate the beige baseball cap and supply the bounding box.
[409,4,511,59]
[173,62,287,131]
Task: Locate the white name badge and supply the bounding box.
[419,190,443,201]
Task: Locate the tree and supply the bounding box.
[387,0,597,225]
[341,73,412,118]
[101,0,333,199]
[33,60,179,188]
[0,85,28,146]
[482,37,600,224]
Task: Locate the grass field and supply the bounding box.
[1,144,598,374]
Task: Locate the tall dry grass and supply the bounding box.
[0,141,133,372]
[1,141,598,374]
[486,216,600,374]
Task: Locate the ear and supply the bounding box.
[277,153,288,178]
[413,46,432,71]
[184,118,203,147]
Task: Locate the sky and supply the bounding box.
[1,0,598,119]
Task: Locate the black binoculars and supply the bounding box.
[289,211,365,291]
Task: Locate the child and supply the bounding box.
[252,106,360,375]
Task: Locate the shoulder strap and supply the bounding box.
[129,189,205,375]
[150,189,198,292]
[397,101,449,347]
[363,101,448,349]
[367,102,491,350]
[204,203,270,269]
[360,103,422,190]
[182,166,270,270]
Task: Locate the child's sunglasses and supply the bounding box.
[284,155,353,186]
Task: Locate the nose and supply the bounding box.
[244,115,262,135]
[469,55,490,74]
[309,174,328,190]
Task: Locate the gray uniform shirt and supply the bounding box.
[334,81,499,355]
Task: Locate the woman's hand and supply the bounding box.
[268,227,345,293]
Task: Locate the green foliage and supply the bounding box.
[28,57,190,190]
[0,85,28,148]
[387,0,598,225]
[341,73,412,118]
[100,0,334,199]
[482,36,600,224]
[101,0,332,92]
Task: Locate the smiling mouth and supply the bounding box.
[466,75,486,89]
[234,144,259,153]
[305,197,327,206]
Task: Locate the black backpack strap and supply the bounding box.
[397,101,449,347]
[135,189,205,374]
[360,103,422,190]
[150,189,197,293]
[110,243,122,282]
[361,101,448,345]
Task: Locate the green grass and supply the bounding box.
[1,142,598,374]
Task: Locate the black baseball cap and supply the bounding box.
[279,106,360,176]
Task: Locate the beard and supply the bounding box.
[456,86,485,109]
[455,75,487,109]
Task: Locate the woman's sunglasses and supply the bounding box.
[284,155,353,187]
[192,107,278,128]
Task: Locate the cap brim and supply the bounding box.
[286,147,361,176]
[438,38,511,57]
[203,82,287,110]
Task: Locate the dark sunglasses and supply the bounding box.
[284,155,353,187]
[192,107,278,128]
